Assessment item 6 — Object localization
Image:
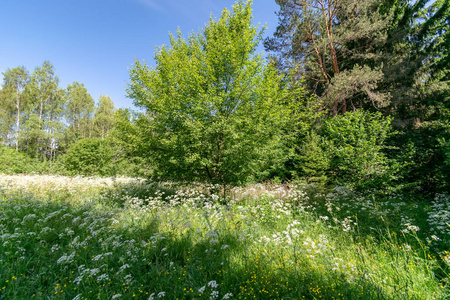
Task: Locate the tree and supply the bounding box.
[1,67,29,150]
[265,0,392,115]
[0,86,16,144]
[378,0,450,125]
[26,61,60,159]
[64,138,113,176]
[372,0,450,194]
[65,81,94,143]
[44,87,66,162]
[28,61,59,122]
[127,0,290,184]
[93,95,115,139]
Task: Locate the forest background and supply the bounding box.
[0,0,449,197]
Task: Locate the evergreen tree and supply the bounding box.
[265,0,392,115]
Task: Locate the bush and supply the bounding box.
[388,119,450,194]
[295,132,329,184]
[0,145,36,173]
[63,138,113,176]
[297,110,398,189]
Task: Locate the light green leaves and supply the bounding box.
[127,0,289,184]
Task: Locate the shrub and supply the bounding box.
[295,132,329,184]
[63,138,113,176]
[0,145,36,173]
[297,110,397,189]
[389,119,450,194]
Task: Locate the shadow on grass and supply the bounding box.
[0,188,430,300]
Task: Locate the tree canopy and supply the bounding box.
[127,0,291,184]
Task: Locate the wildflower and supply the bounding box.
[73,276,83,285]
[57,252,76,265]
[211,291,219,298]
[112,294,122,299]
[222,293,233,299]
[157,291,165,297]
[92,254,103,261]
[431,235,441,241]
[208,281,219,288]
[199,286,206,293]
[97,274,109,282]
[407,225,420,232]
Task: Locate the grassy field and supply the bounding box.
[1,174,449,299]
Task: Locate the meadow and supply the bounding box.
[1,174,450,299]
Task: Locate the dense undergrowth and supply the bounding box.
[1,174,449,299]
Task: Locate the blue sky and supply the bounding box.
[0,0,279,109]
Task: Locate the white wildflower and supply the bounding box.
[211,290,220,298]
[431,235,441,241]
[72,294,83,300]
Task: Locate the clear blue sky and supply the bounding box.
[0,0,280,109]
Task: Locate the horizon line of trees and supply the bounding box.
[0,0,448,196]
[0,61,116,161]
[122,0,449,194]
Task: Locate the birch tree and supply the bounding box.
[1,67,29,150]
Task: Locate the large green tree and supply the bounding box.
[376,0,450,193]
[379,0,450,125]
[65,81,94,144]
[265,0,392,115]
[128,0,290,184]
[93,95,115,139]
[23,61,62,159]
[0,86,16,144]
[1,66,29,150]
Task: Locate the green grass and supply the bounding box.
[0,175,449,299]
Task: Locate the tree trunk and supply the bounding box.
[15,90,20,150]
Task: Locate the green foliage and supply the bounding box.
[380,0,450,126]
[295,132,329,184]
[64,81,94,145]
[1,66,29,150]
[127,0,291,184]
[0,144,68,175]
[63,138,113,176]
[1,176,448,299]
[298,111,397,189]
[265,0,391,114]
[24,61,66,161]
[0,145,34,173]
[61,136,151,178]
[92,95,115,139]
[388,119,450,194]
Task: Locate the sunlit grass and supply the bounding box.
[0,174,449,299]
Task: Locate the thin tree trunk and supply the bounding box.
[39,98,44,121]
[321,0,346,115]
[15,90,20,150]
